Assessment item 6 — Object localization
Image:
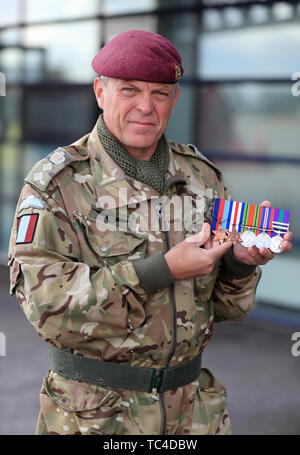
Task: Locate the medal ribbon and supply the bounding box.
[211,199,289,238]
[272,208,290,238]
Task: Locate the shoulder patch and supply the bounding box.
[16,213,39,244]
[24,146,89,191]
[169,141,223,182]
[18,195,45,212]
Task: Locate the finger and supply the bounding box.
[260,200,272,208]
[185,223,211,246]
[212,239,220,248]
[258,247,274,260]
[248,246,272,265]
[203,238,213,250]
[283,231,293,242]
[281,240,292,253]
[208,239,233,261]
[247,246,261,262]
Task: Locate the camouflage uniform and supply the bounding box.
[8,122,261,435]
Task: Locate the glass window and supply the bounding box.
[0,87,22,141]
[23,85,98,144]
[104,0,156,14]
[0,48,24,84]
[166,85,195,145]
[0,0,20,26]
[23,143,55,174]
[202,9,223,30]
[104,15,157,43]
[256,249,300,310]
[23,21,99,82]
[24,49,45,83]
[272,2,294,21]
[223,7,244,28]
[0,28,21,46]
[247,5,270,25]
[199,24,300,78]
[1,202,17,256]
[25,0,99,22]
[197,84,300,157]
[203,0,263,4]
[0,143,23,198]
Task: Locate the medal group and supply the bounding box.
[211,198,290,254]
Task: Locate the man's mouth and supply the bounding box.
[128,121,155,126]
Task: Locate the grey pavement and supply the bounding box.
[1,266,300,435]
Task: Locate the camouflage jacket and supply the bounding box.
[8,122,261,435]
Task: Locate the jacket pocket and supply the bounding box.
[73,211,147,267]
[41,370,125,434]
[190,368,231,435]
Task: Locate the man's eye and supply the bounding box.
[155,91,169,98]
[122,87,135,93]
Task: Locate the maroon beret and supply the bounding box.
[92,30,183,84]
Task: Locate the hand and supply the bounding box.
[233,200,293,266]
[164,222,233,280]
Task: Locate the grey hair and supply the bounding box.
[98,75,109,87]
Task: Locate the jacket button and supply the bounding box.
[100,245,108,253]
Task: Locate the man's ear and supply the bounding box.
[93,77,105,110]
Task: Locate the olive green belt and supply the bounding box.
[49,345,202,393]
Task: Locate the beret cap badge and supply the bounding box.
[174,64,182,81]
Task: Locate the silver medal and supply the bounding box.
[270,235,283,253]
[255,232,271,249]
[240,230,256,248]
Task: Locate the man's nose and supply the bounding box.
[136,93,154,115]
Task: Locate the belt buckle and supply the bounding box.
[150,368,164,393]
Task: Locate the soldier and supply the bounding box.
[8,30,292,435]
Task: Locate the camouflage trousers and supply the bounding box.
[35,368,231,435]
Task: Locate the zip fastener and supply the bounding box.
[156,202,169,436]
[163,230,177,369]
[155,183,179,435]
[160,228,178,436]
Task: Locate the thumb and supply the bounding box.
[208,239,233,261]
[260,200,272,208]
[185,223,211,246]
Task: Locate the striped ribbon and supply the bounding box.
[211,198,289,237]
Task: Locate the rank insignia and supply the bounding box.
[16,214,39,244]
[211,198,290,253]
[50,150,65,165]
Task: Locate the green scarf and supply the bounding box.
[97,115,170,195]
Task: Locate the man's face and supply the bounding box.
[94,77,181,158]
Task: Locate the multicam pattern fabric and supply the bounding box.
[8,122,261,435]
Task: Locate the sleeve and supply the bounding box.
[210,180,262,322]
[212,265,262,322]
[8,183,149,349]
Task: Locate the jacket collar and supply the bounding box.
[80,121,187,208]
